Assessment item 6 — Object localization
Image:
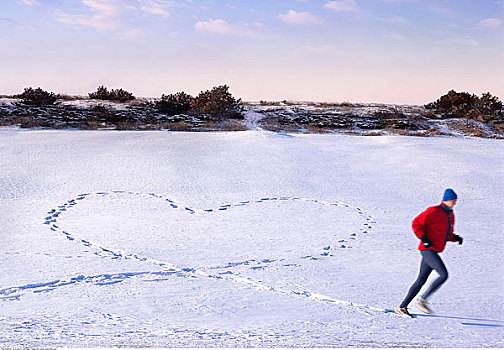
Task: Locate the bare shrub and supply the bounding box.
[426,90,502,121]
[89,86,135,102]
[155,92,193,116]
[191,85,243,119]
[19,87,57,106]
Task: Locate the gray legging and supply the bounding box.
[400,250,449,308]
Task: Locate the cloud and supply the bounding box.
[195,19,266,38]
[53,0,176,31]
[0,17,22,26]
[140,0,170,18]
[125,28,151,40]
[298,44,338,54]
[0,17,31,31]
[324,0,360,13]
[195,19,233,34]
[381,30,407,41]
[435,36,479,47]
[54,0,121,30]
[279,10,323,25]
[54,11,115,30]
[18,0,39,5]
[83,0,120,14]
[382,0,454,16]
[381,15,409,25]
[450,37,479,47]
[477,17,503,29]
[424,4,454,15]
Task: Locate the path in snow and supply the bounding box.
[242,109,265,131]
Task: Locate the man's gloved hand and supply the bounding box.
[421,235,433,248]
[453,234,463,245]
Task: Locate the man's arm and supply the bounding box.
[447,214,460,243]
[412,208,434,248]
[412,209,429,239]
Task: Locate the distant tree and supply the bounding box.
[19,87,57,106]
[425,90,478,118]
[89,86,135,102]
[190,85,243,119]
[88,86,109,100]
[426,90,502,121]
[474,92,503,121]
[155,92,194,116]
[109,88,135,102]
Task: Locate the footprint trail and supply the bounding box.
[2,191,389,316]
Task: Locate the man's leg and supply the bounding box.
[420,250,449,300]
[400,253,433,308]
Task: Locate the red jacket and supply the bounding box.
[412,204,456,252]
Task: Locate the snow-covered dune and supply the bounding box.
[0,128,502,347]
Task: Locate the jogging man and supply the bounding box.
[397,188,463,318]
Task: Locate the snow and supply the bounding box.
[242,109,266,130]
[0,128,503,347]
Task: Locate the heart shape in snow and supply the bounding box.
[44,191,375,294]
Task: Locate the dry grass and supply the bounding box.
[343,130,361,135]
[115,121,140,130]
[197,119,249,131]
[383,127,445,137]
[159,119,248,132]
[160,121,190,131]
[83,121,104,130]
[447,120,490,138]
[56,94,85,101]
[259,118,301,133]
[362,131,385,136]
[304,124,332,134]
[0,116,22,126]
[19,118,50,128]
[244,101,367,108]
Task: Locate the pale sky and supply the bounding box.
[1,0,503,104]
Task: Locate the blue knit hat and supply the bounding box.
[442,188,458,201]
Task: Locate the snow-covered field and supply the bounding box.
[0,128,503,347]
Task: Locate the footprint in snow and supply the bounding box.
[13,190,379,315]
